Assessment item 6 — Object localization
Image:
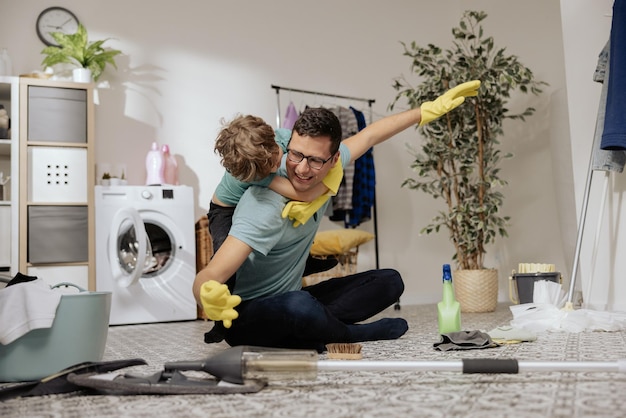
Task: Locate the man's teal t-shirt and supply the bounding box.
[229,142,350,300]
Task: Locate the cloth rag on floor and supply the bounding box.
[433,330,499,351]
[509,303,626,333]
[508,280,626,333]
[0,277,62,345]
[487,326,537,344]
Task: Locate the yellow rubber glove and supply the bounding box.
[282,194,331,227]
[419,80,481,126]
[321,159,343,195]
[282,160,343,227]
[199,280,241,328]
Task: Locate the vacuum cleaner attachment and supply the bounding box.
[164,346,626,385]
[12,346,626,396]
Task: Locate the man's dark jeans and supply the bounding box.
[224,268,405,351]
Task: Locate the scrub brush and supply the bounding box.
[325,343,363,360]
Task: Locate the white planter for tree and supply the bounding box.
[72,68,92,83]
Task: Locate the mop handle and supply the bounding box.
[316,358,626,374]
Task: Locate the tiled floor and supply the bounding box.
[2,303,626,417]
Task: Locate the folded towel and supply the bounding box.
[0,278,62,345]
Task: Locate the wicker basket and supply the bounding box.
[195,215,213,320]
[195,215,213,273]
[453,269,499,313]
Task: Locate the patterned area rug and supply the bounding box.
[2,303,626,417]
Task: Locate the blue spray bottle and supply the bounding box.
[437,264,461,334]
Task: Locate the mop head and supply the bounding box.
[509,280,626,333]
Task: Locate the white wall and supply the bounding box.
[1,0,584,306]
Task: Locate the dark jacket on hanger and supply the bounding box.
[601,0,626,151]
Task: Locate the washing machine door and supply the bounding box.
[139,218,176,279]
[109,207,150,288]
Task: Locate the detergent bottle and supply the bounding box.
[437,264,461,334]
[145,142,165,185]
[161,144,179,185]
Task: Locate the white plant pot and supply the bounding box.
[73,68,92,83]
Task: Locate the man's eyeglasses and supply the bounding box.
[286,149,335,170]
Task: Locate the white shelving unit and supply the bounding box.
[19,77,96,290]
[0,76,95,289]
[0,76,20,276]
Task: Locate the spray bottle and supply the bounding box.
[437,264,461,334]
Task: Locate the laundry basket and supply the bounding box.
[0,282,112,382]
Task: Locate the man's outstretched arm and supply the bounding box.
[343,80,480,162]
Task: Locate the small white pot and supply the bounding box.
[72,68,92,83]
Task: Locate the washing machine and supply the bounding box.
[95,185,197,325]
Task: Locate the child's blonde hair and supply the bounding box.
[214,115,280,182]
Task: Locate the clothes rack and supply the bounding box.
[271,84,380,270]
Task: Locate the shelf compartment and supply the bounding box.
[27,205,88,264]
[27,86,87,143]
[27,146,87,202]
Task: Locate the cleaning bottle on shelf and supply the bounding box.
[437,263,461,334]
[145,142,165,185]
[161,144,179,185]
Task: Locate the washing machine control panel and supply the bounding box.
[141,188,175,201]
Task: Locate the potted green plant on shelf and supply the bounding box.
[389,10,547,312]
[40,23,121,82]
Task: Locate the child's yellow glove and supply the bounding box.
[282,194,330,227]
[199,280,241,328]
[282,160,343,227]
[419,80,481,126]
[321,159,343,195]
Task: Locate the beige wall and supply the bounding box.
[1,0,587,306]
